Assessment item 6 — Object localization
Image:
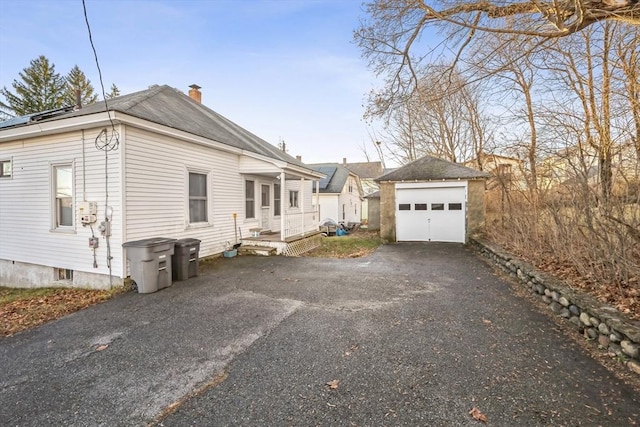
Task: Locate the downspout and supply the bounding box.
[280,171,285,241]
[315,180,319,225]
[300,177,305,234]
[81,129,86,200]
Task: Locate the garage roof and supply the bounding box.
[376,155,490,182]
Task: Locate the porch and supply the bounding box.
[240,228,323,256]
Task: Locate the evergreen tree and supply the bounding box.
[64,65,98,107]
[0,55,67,117]
[106,83,121,99]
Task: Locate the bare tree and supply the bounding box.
[539,23,638,202]
[373,67,492,165]
[356,0,639,119]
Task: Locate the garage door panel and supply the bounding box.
[396,186,466,243]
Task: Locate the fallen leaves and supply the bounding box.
[469,406,488,423]
[326,379,339,390]
[0,287,119,336]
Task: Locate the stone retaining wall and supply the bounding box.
[471,237,640,377]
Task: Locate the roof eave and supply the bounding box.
[0,111,117,143]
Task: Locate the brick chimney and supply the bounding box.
[296,155,302,161]
[188,84,202,103]
[343,157,347,165]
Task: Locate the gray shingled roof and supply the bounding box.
[377,155,490,182]
[0,85,307,168]
[308,163,352,193]
[345,161,383,179]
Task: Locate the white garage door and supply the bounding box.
[396,186,466,243]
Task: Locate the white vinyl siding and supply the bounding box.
[124,127,244,257]
[0,128,124,281]
[316,174,361,224]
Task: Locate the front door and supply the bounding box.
[261,184,270,230]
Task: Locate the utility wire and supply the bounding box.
[82,0,118,288]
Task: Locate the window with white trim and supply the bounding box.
[246,180,255,218]
[0,159,12,178]
[189,172,208,223]
[274,183,281,216]
[53,164,73,228]
[289,190,299,208]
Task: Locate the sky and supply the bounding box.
[0,0,383,164]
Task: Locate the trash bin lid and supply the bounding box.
[175,238,202,247]
[122,237,177,248]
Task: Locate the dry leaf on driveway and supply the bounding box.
[326,379,339,389]
[469,406,488,423]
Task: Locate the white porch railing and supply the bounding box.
[283,211,319,239]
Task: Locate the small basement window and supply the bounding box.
[55,268,73,281]
[449,203,463,210]
[398,203,411,211]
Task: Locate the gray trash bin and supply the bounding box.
[172,238,201,281]
[123,237,177,293]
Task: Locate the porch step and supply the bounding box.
[238,245,277,256]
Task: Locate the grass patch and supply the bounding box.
[0,286,125,337]
[304,230,383,258]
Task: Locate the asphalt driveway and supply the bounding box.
[1,243,638,426]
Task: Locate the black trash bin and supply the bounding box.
[172,238,201,281]
[122,237,177,293]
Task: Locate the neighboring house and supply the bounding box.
[376,155,489,243]
[464,152,526,191]
[343,159,383,223]
[538,142,638,196]
[0,84,324,289]
[308,162,363,224]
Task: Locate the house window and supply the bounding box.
[449,203,463,210]
[53,164,73,228]
[245,180,255,218]
[261,184,270,207]
[188,172,208,223]
[348,179,353,193]
[415,203,427,210]
[398,204,411,211]
[431,203,445,211]
[289,190,299,208]
[274,183,281,216]
[0,159,12,178]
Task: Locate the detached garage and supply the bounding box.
[376,155,489,243]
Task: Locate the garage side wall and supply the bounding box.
[467,179,486,238]
[366,197,380,230]
[379,182,396,242]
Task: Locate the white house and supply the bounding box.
[0,84,323,289]
[343,159,383,223]
[308,163,363,224]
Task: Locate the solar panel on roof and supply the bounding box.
[0,115,30,129]
[316,166,337,190]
